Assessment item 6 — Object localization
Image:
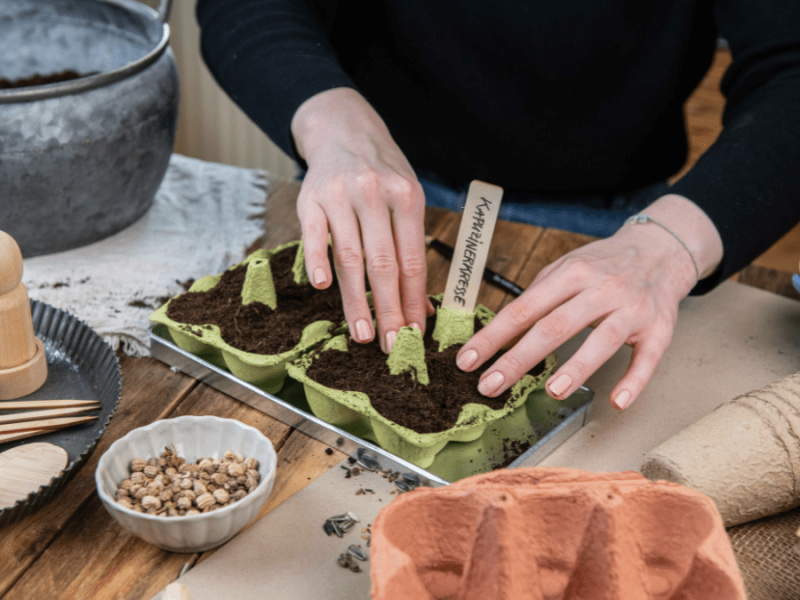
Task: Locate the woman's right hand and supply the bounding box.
[290,87,430,353]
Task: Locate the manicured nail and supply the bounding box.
[385,330,397,353]
[313,268,327,286]
[479,371,505,396]
[457,349,479,371]
[354,319,372,342]
[548,374,573,398]
[614,389,632,410]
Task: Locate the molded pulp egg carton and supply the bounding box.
[287,301,557,470]
[150,241,336,395]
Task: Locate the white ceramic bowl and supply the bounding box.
[96,416,277,552]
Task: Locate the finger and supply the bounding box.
[298,197,333,289]
[544,315,631,400]
[357,202,405,354]
[391,179,428,335]
[456,273,586,376]
[611,330,672,410]
[327,212,375,345]
[426,296,436,316]
[474,294,607,397]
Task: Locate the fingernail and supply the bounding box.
[409,322,421,331]
[313,268,327,285]
[457,349,479,371]
[614,389,632,410]
[354,319,372,342]
[385,330,397,353]
[479,371,505,396]
[548,374,572,398]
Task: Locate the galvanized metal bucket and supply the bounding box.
[0,0,178,257]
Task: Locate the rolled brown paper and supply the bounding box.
[642,373,800,527]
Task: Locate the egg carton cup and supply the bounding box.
[287,302,556,469]
[150,241,337,394]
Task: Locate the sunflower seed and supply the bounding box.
[327,514,351,522]
[323,521,337,536]
[339,520,355,533]
[347,544,368,561]
[346,511,359,522]
[356,454,380,471]
[394,480,412,493]
[400,473,420,487]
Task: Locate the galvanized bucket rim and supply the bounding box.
[0,0,171,104]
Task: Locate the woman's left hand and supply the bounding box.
[455,194,724,410]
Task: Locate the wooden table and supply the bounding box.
[0,181,794,600]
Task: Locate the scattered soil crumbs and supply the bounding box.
[0,70,98,89]
[492,438,535,470]
[166,246,345,355]
[305,305,546,434]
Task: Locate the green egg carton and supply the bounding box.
[287,301,556,469]
[150,241,337,394]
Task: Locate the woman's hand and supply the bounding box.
[455,194,724,410]
[291,88,429,353]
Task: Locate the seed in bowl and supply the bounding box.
[114,446,261,517]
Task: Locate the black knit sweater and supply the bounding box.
[196,0,800,293]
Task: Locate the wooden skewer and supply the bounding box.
[0,415,98,435]
[0,400,100,411]
[0,406,99,426]
[0,428,52,444]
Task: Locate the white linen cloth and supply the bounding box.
[23,154,270,357]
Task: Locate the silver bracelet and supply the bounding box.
[625,213,701,281]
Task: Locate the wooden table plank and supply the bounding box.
[0,356,196,597]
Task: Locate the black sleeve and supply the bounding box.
[195,0,358,165]
[671,0,800,294]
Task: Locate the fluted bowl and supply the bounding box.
[95,416,276,553]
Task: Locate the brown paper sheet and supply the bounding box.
[154,463,398,600]
[155,280,800,599]
[532,280,800,473]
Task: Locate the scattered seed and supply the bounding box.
[394,480,412,493]
[355,449,380,471]
[323,521,337,536]
[346,511,359,522]
[328,514,351,522]
[347,544,368,561]
[400,473,420,487]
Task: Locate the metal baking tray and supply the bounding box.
[0,300,121,528]
[149,324,592,487]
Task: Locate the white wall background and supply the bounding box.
[144,0,299,180]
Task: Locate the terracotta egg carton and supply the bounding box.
[370,467,746,600]
[150,241,339,394]
[287,301,556,469]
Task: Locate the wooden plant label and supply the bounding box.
[441,180,504,312]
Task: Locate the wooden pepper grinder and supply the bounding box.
[0,230,48,400]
